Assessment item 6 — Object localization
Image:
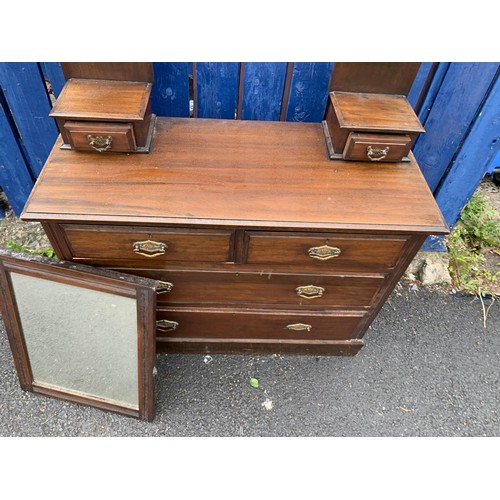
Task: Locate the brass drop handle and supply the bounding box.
[133,240,167,258]
[308,245,341,260]
[156,281,174,294]
[296,285,325,300]
[156,319,179,332]
[87,134,113,152]
[367,146,389,161]
[286,323,312,332]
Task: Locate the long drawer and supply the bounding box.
[156,308,367,340]
[123,269,385,309]
[244,231,409,272]
[59,224,233,264]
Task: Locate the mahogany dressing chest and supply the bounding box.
[21,116,448,356]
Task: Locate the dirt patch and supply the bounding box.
[473,176,500,296]
[0,210,51,253]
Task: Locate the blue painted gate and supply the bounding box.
[1,62,499,251]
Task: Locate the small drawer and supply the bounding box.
[63,121,137,153]
[245,232,408,272]
[59,224,233,265]
[343,132,412,162]
[156,308,367,341]
[124,269,385,309]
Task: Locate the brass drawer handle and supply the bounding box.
[133,240,167,258]
[87,134,113,152]
[156,281,174,294]
[367,146,389,161]
[286,323,312,332]
[156,320,179,332]
[308,245,341,260]
[296,285,325,300]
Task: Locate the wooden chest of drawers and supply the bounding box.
[21,117,448,356]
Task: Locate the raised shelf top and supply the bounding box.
[331,91,425,134]
[49,79,152,122]
[22,117,447,234]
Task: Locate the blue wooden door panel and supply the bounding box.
[0,100,34,216]
[421,70,500,252]
[40,62,65,98]
[284,62,334,122]
[151,62,192,117]
[413,63,499,193]
[414,63,450,126]
[196,62,240,119]
[241,63,288,121]
[0,63,59,178]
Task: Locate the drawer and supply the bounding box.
[343,132,411,162]
[245,232,408,272]
[125,269,385,308]
[156,308,367,341]
[60,224,233,264]
[63,121,136,153]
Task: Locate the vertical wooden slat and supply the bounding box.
[413,63,499,192]
[279,63,294,121]
[407,62,433,110]
[236,63,246,119]
[0,62,58,177]
[284,62,334,122]
[39,62,66,99]
[196,62,240,119]
[421,69,500,251]
[240,62,288,121]
[192,62,198,118]
[150,62,192,117]
[414,62,450,126]
[0,98,34,216]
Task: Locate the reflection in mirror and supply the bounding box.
[9,272,139,409]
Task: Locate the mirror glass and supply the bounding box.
[9,271,139,409]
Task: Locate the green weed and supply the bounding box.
[447,193,500,327]
[447,193,500,298]
[6,240,56,259]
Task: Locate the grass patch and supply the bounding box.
[448,192,500,297]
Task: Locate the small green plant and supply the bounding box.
[454,193,500,250]
[6,240,56,259]
[447,193,500,326]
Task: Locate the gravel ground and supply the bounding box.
[1,283,499,437]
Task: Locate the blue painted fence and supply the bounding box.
[0,62,499,252]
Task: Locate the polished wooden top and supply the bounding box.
[22,117,448,234]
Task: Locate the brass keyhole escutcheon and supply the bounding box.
[367,146,389,161]
[133,240,167,258]
[156,281,174,294]
[87,134,113,152]
[286,323,312,332]
[308,245,341,260]
[156,320,179,332]
[296,285,325,300]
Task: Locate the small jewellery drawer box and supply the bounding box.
[323,91,425,162]
[49,78,155,153]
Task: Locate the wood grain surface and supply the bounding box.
[50,79,152,121]
[22,117,448,235]
[331,92,425,133]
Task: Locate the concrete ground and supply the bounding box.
[1,282,499,437]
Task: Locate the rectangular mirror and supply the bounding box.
[0,249,158,421]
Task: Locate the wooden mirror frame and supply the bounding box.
[0,249,158,421]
